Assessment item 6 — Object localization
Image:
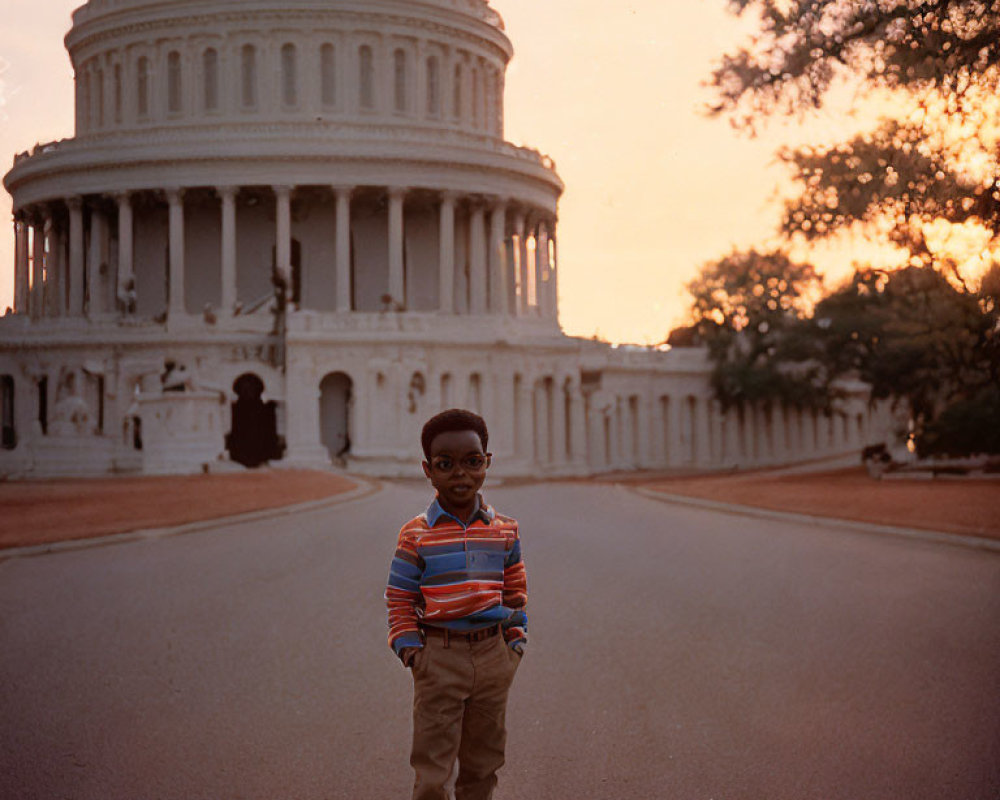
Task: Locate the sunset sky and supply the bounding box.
[0,0,909,343]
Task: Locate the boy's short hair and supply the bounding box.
[421,409,489,460]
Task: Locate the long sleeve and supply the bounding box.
[385,525,425,655]
[502,524,527,647]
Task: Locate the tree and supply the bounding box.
[811,264,998,452]
[708,1,1000,128]
[707,0,1000,270]
[684,248,826,409]
[697,0,1000,454]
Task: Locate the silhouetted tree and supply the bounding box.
[684,248,827,410]
[697,0,1000,453]
[811,264,999,452]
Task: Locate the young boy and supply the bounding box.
[385,408,527,800]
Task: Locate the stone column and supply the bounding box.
[622,398,637,466]
[666,395,683,468]
[283,359,329,467]
[487,367,513,459]
[334,186,353,313]
[786,407,799,458]
[758,404,774,463]
[637,395,653,467]
[509,212,526,316]
[695,396,712,467]
[116,192,134,313]
[547,231,559,319]
[468,203,487,315]
[30,216,45,319]
[532,380,548,465]
[387,187,405,307]
[568,384,587,468]
[68,197,85,316]
[47,215,63,317]
[710,400,725,464]
[14,216,29,314]
[488,201,507,315]
[551,378,567,466]
[516,375,534,465]
[742,405,756,465]
[274,185,292,289]
[771,403,788,463]
[88,207,109,317]
[218,187,237,315]
[536,221,549,317]
[166,188,186,318]
[438,192,456,313]
[725,407,741,465]
[587,400,605,470]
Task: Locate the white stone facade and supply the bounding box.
[0,0,890,478]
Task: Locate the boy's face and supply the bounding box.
[422,429,490,514]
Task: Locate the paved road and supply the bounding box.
[1,482,998,799]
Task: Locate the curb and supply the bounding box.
[0,475,383,561]
[626,485,1000,554]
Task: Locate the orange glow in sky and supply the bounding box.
[1,0,981,343]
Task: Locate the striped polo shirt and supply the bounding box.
[385,495,528,655]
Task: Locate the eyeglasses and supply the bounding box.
[430,454,491,473]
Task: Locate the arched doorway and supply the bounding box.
[319,372,352,463]
[227,373,282,467]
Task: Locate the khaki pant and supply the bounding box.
[410,631,521,800]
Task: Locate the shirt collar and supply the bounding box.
[426,494,495,528]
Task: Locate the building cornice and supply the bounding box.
[5,124,563,210]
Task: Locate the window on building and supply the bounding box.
[393,49,407,113]
[453,64,462,121]
[281,43,297,106]
[137,57,149,117]
[203,48,219,111]
[1,375,14,450]
[426,56,440,116]
[113,64,122,123]
[241,44,258,108]
[320,43,336,106]
[167,50,182,113]
[359,45,374,110]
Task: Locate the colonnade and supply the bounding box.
[11,186,558,322]
[284,357,877,476]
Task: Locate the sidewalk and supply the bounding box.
[0,469,361,551]
[636,466,1000,542]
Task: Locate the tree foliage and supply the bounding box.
[684,249,827,410]
[709,0,1000,267]
[811,265,999,447]
[708,0,1000,128]
[689,0,1000,454]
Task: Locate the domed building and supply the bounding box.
[1,0,886,477]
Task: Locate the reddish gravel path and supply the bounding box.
[0,470,358,550]
[640,466,1000,540]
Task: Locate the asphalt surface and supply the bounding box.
[1,481,998,799]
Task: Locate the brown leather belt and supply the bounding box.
[421,624,500,646]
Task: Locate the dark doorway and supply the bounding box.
[226,373,283,467]
[319,372,352,462]
[1,375,15,450]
